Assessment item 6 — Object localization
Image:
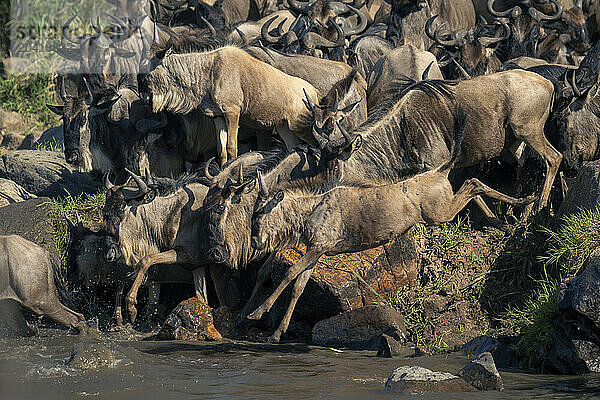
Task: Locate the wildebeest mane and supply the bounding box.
[150,31,242,57]
[149,172,212,197]
[367,78,456,126]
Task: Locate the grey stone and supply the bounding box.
[559,161,600,218]
[0,150,101,198]
[0,109,27,132]
[457,352,503,391]
[461,335,512,369]
[0,132,26,150]
[32,125,64,150]
[312,305,407,350]
[0,178,36,208]
[385,366,476,393]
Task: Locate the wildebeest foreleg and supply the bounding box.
[126,249,193,322]
[114,280,125,327]
[269,267,315,343]
[471,196,512,233]
[247,251,320,321]
[138,282,161,324]
[214,117,229,166]
[192,266,208,303]
[30,292,87,333]
[442,178,536,222]
[225,111,240,161]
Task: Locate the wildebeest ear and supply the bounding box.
[111,45,136,58]
[55,47,81,61]
[243,178,256,193]
[274,190,284,203]
[47,104,64,115]
[90,96,120,116]
[351,134,363,152]
[340,100,361,115]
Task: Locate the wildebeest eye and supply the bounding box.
[217,204,225,213]
[324,118,334,133]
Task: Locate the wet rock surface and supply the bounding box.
[376,333,410,358]
[0,150,100,197]
[155,297,223,342]
[0,197,58,262]
[0,178,36,208]
[461,335,513,369]
[385,365,476,393]
[457,352,503,391]
[311,305,407,350]
[559,160,600,218]
[270,234,419,325]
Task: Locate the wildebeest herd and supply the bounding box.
[4,0,600,342]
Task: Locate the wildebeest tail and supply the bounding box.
[439,107,467,172]
[52,259,79,311]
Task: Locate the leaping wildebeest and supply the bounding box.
[141,43,321,165]
[0,235,87,336]
[247,111,536,342]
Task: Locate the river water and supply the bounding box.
[1,328,600,400]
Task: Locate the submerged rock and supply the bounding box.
[155,297,223,342]
[311,305,407,350]
[0,150,100,197]
[68,343,118,370]
[457,352,503,391]
[385,365,476,393]
[0,178,36,208]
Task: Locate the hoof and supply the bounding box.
[267,332,281,343]
[246,308,263,320]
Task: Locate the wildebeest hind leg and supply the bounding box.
[192,267,208,303]
[248,251,320,321]
[269,267,314,343]
[31,294,87,333]
[238,254,275,323]
[0,299,35,336]
[225,111,240,160]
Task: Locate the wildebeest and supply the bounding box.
[141,43,321,164]
[102,170,238,322]
[247,111,536,342]
[313,70,562,214]
[0,235,87,336]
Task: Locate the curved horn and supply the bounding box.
[303,88,316,111]
[91,16,102,34]
[422,61,434,80]
[236,163,244,185]
[287,0,315,15]
[62,14,80,44]
[478,19,510,46]
[257,171,268,198]
[304,18,345,48]
[571,69,581,96]
[530,0,562,20]
[205,157,215,180]
[331,89,339,112]
[434,22,466,47]
[104,170,116,190]
[82,76,94,105]
[199,16,217,37]
[106,13,128,31]
[487,0,514,17]
[125,168,149,197]
[341,5,368,38]
[261,16,284,44]
[234,27,248,45]
[425,15,439,41]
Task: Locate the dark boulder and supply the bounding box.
[385,366,476,393]
[311,305,408,350]
[457,352,504,391]
[377,333,411,358]
[0,197,58,262]
[31,125,63,150]
[461,335,513,369]
[0,150,100,198]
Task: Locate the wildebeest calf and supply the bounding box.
[0,235,87,336]
[247,113,535,342]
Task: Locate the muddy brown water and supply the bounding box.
[1,328,600,400]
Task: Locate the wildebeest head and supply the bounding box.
[426,15,508,79]
[551,84,600,172]
[103,169,157,236]
[47,75,119,170]
[250,173,285,252]
[66,215,123,287]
